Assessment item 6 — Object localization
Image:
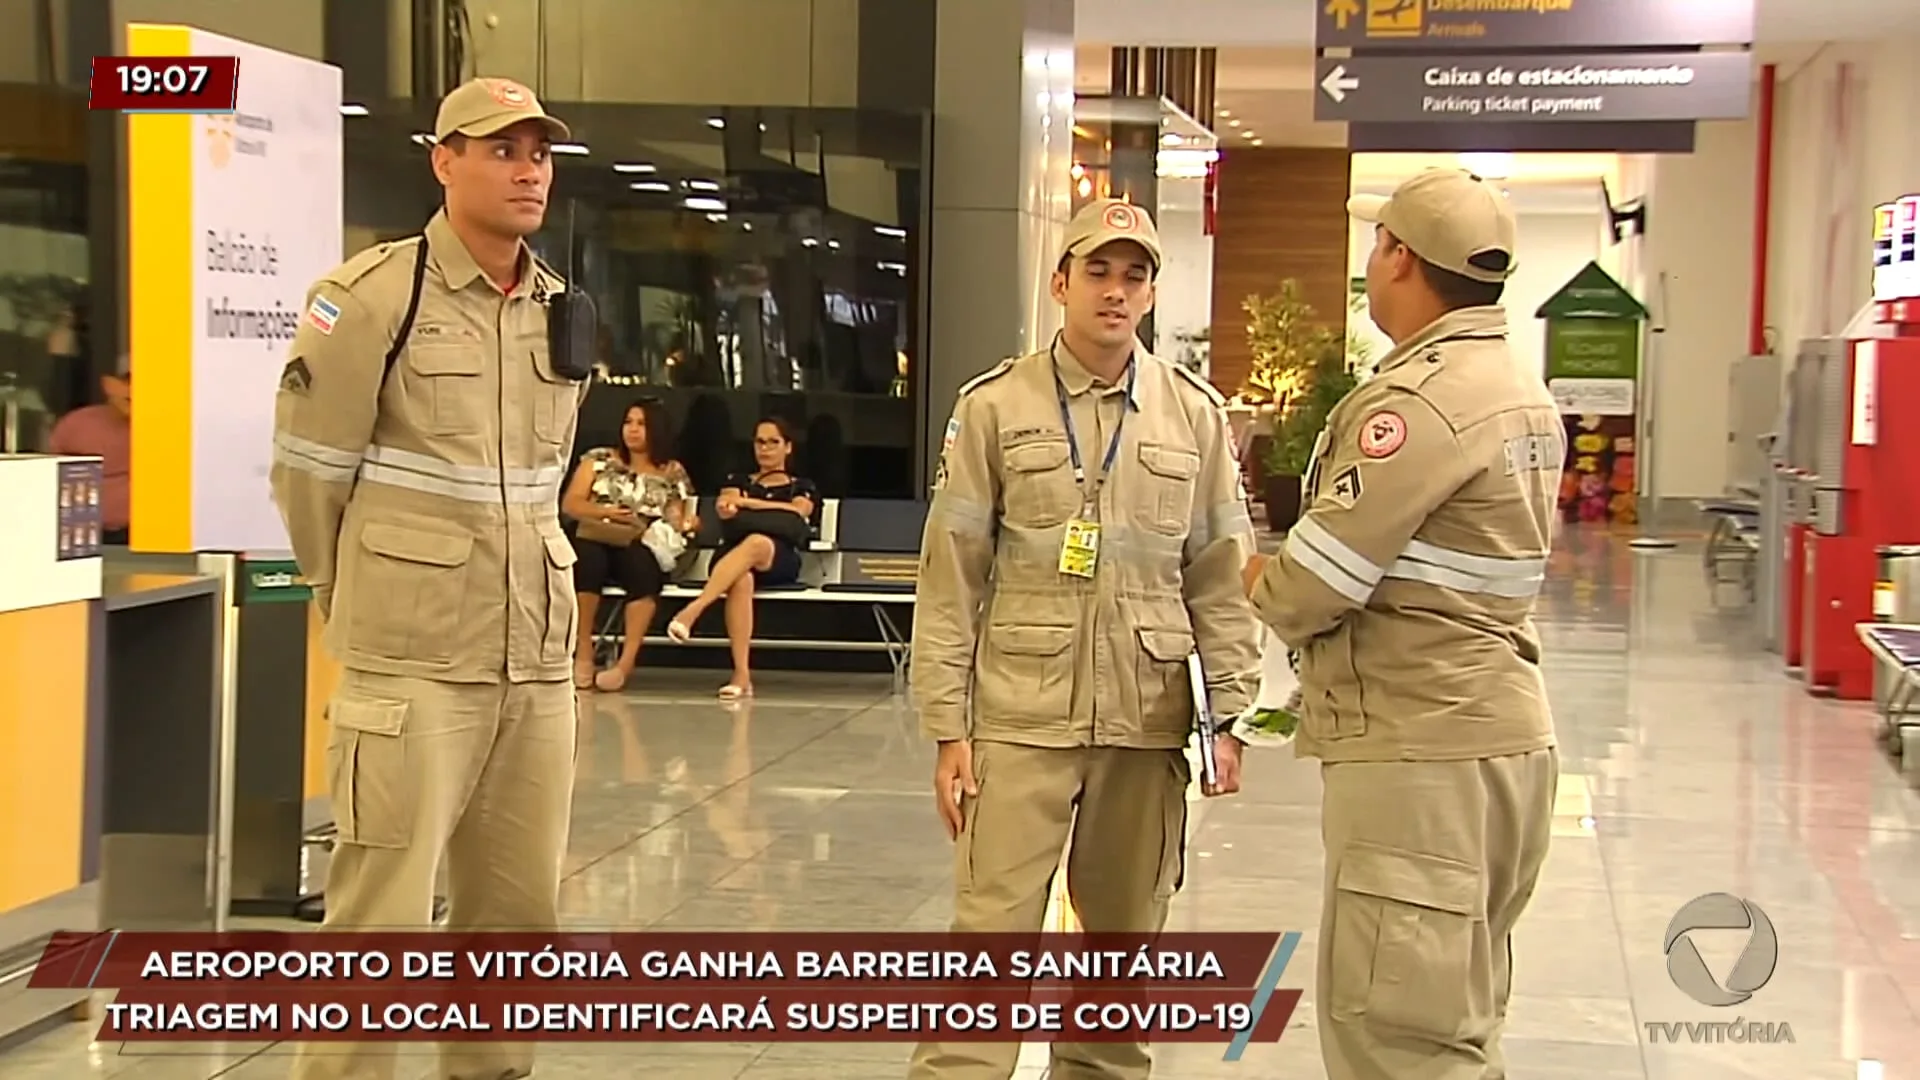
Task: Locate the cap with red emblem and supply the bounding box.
[1060,198,1162,270]
[433,77,570,143]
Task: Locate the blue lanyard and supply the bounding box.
[1050,341,1134,506]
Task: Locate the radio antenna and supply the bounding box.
[564,199,577,286]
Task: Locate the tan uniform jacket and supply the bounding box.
[1252,306,1564,763]
[912,340,1263,749]
[269,210,590,685]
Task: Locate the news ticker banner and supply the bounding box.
[32,931,1304,1052]
[123,25,342,554]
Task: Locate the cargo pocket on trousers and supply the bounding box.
[541,530,579,665]
[1154,752,1192,900]
[326,696,413,850]
[1329,841,1480,1040]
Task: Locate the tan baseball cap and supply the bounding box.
[434,77,570,142]
[1061,199,1162,269]
[1348,168,1518,284]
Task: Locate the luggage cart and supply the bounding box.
[1855,623,1920,767]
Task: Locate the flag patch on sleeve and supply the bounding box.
[305,296,341,335]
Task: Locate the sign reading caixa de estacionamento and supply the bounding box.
[1314,0,1754,51]
[1314,51,1752,124]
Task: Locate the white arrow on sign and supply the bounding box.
[1320,64,1360,103]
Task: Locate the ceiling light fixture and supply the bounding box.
[339,103,368,117]
[706,117,725,129]
[409,132,436,147]
[630,181,670,192]
[550,142,589,156]
[612,162,656,174]
[683,196,727,212]
[1161,133,1182,146]
[685,179,721,192]
[1227,119,1241,128]
[874,225,907,238]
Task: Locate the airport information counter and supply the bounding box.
[0,455,106,1045]
[0,455,228,1048]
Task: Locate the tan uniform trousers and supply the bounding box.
[1316,748,1558,1080]
[289,670,578,1080]
[908,741,1190,1080]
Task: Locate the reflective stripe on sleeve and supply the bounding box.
[1384,539,1545,599]
[1189,500,1256,550]
[1285,516,1383,605]
[357,444,561,505]
[272,432,361,483]
[928,492,994,539]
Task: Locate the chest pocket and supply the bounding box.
[405,342,484,437]
[1001,438,1078,527]
[1135,442,1199,536]
[528,345,578,447]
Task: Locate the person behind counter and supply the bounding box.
[48,364,130,544]
[561,397,698,692]
[665,417,816,700]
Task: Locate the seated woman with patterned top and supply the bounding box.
[666,417,817,700]
[561,397,698,692]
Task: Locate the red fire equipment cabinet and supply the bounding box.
[1801,294,1920,699]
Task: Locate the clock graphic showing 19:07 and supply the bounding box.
[89,56,240,112]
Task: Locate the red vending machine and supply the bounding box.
[1802,195,1920,699]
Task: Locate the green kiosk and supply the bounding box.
[1536,262,1649,528]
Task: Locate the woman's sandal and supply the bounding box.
[718,683,753,700]
[595,667,631,692]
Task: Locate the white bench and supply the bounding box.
[586,498,918,688]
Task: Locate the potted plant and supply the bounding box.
[1262,344,1361,530]
[1240,281,1358,531]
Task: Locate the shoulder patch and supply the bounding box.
[324,236,420,292]
[1167,361,1228,407]
[1357,409,1408,459]
[957,356,1018,398]
[530,254,567,296]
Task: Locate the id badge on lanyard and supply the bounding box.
[1054,357,1133,579]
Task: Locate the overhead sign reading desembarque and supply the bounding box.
[1313,51,1753,124]
[1315,0,1755,51]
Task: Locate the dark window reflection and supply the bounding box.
[343,102,926,500]
[0,88,92,452]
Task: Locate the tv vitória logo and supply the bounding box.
[1663,893,1778,1007]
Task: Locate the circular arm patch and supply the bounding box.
[1358,410,1408,459]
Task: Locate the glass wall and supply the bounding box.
[32,0,936,498]
[0,78,91,451]
[342,101,928,498]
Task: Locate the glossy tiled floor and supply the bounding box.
[5,528,1919,1078]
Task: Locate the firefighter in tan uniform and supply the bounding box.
[1244,169,1564,1080]
[909,200,1263,1080]
[268,79,589,1080]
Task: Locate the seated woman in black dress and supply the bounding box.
[562,397,697,691]
[666,417,816,699]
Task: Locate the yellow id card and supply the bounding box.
[1059,519,1102,578]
